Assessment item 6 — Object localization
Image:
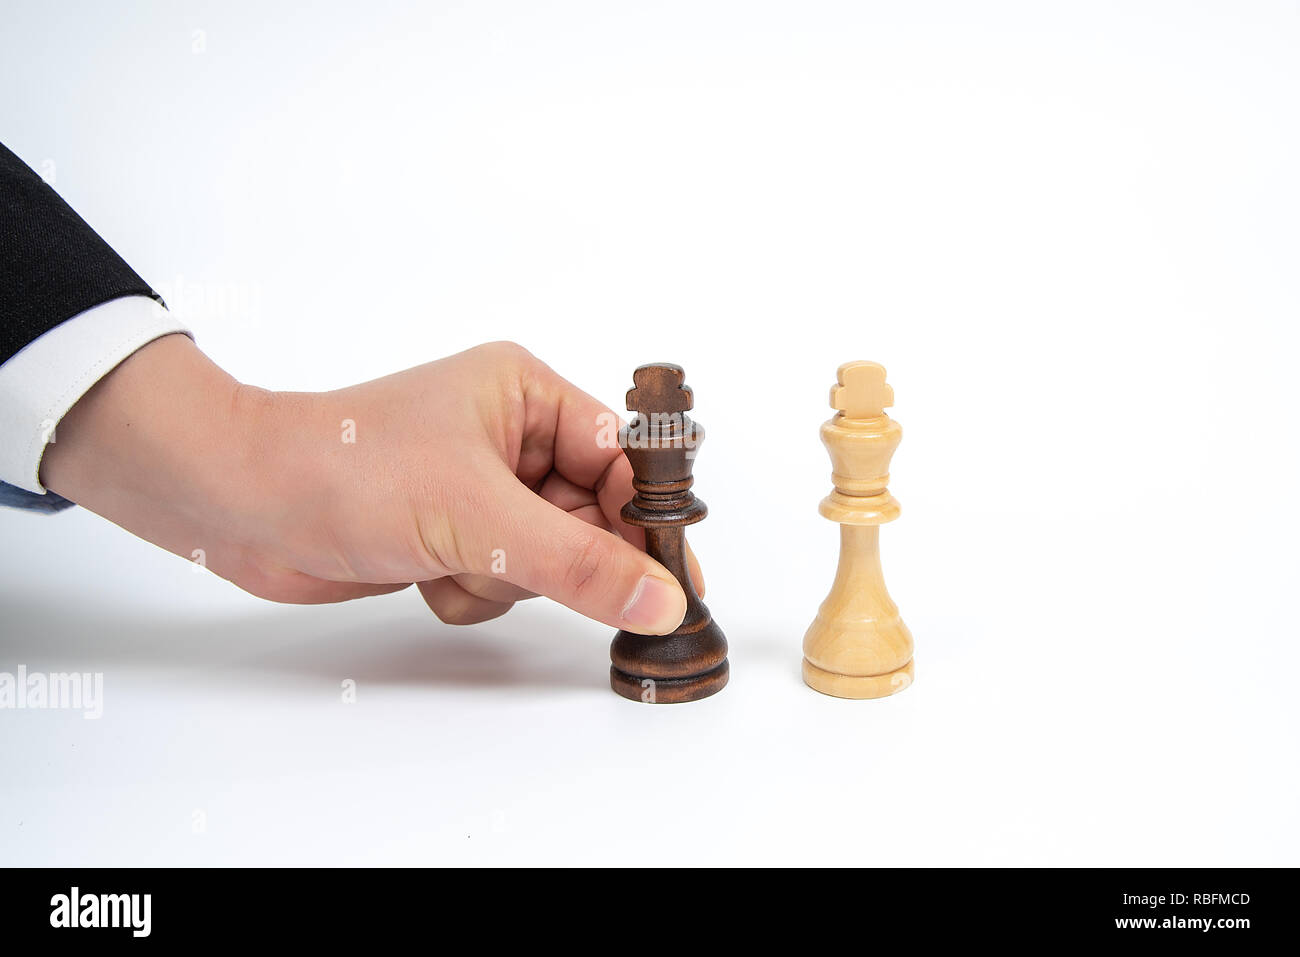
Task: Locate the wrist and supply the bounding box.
[41,335,280,557]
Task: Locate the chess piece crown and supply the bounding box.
[619,364,707,528]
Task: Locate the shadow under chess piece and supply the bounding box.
[610,363,729,704]
[802,361,914,699]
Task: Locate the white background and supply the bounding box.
[1,0,1297,865]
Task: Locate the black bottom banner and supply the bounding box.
[0,866,1285,945]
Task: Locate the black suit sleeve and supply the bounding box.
[0,141,160,365]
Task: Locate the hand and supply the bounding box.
[41,336,700,635]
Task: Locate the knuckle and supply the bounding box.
[235,566,315,605]
[478,340,534,365]
[433,594,510,626]
[428,585,474,625]
[434,602,474,625]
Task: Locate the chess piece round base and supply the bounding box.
[610,660,729,704]
[610,615,729,704]
[801,657,914,700]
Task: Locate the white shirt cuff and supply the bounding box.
[0,295,191,494]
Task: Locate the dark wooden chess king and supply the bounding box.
[610,364,729,703]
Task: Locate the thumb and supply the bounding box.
[471,471,687,634]
[470,470,691,634]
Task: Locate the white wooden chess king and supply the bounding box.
[802,361,915,699]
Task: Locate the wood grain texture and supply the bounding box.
[610,364,729,704]
[802,361,914,699]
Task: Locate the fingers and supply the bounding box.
[525,364,626,492]
[468,352,702,628]
[685,540,705,598]
[539,468,705,598]
[237,570,411,605]
[465,468,687,634]
[512,361,649,545]
[418,578,514,625]
[535,471,611,527]
[592,451,647,548]
[452,571,535,604]
[534,470,701,598]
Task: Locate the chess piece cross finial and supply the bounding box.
[831,360,893,419]
[627,363,693,416]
